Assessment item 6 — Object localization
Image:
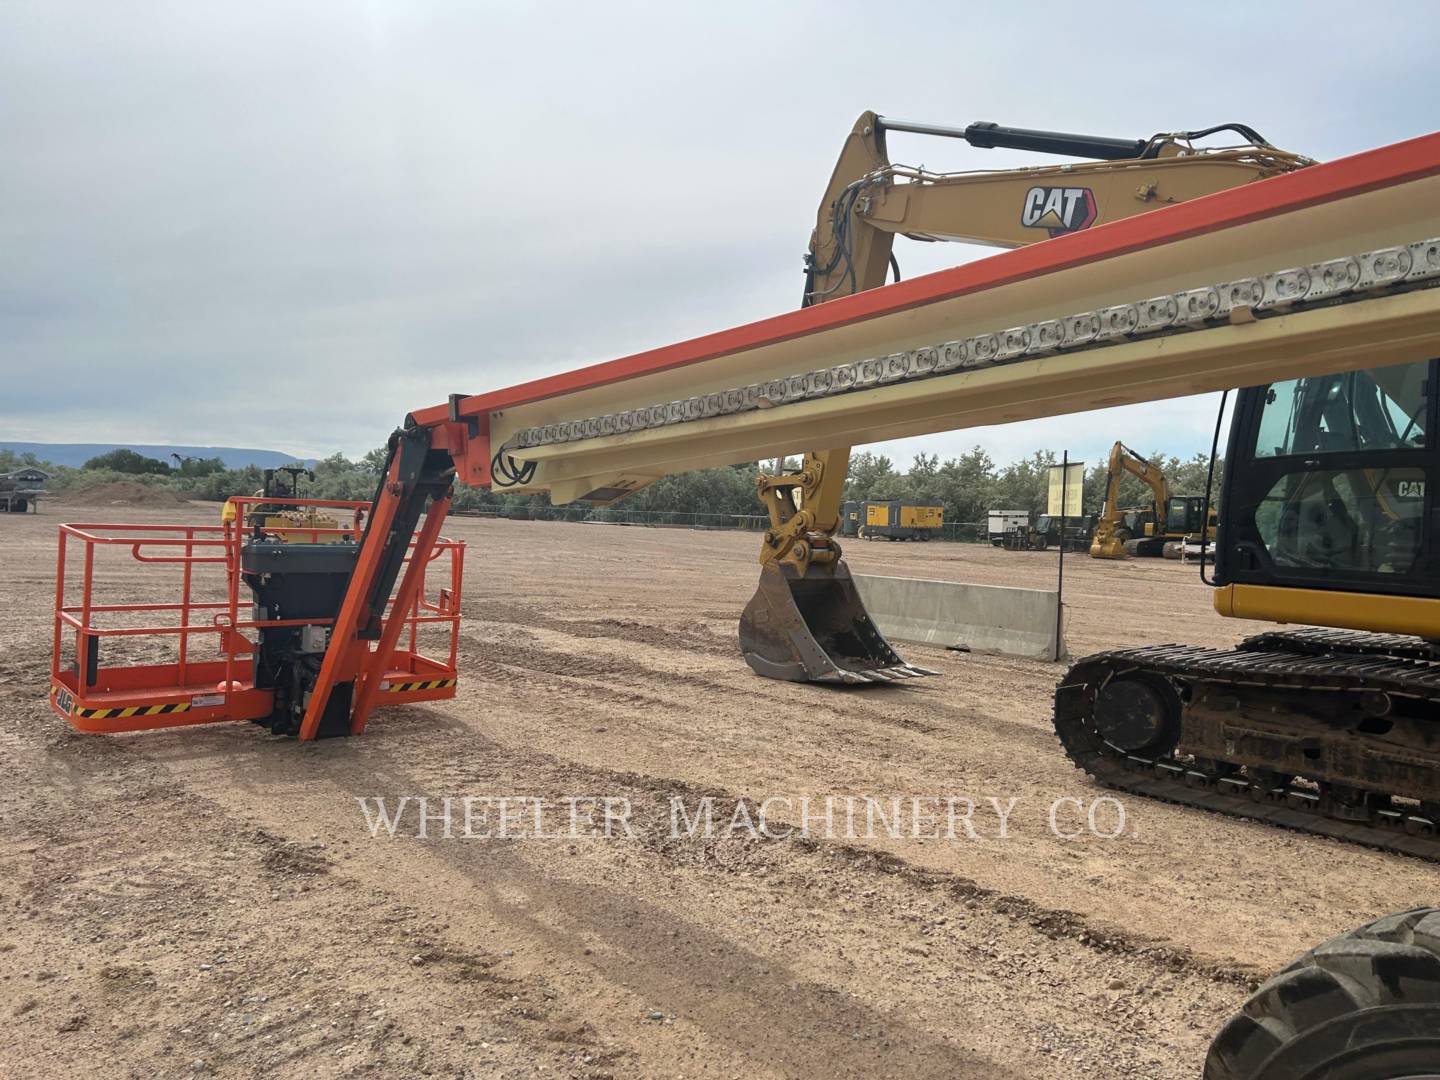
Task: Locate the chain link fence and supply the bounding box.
[452,505,989,543]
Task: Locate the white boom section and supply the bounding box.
[484,158,1440,505]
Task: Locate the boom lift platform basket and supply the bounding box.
[49,496,464,735]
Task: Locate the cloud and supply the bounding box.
[1,1,1435,463]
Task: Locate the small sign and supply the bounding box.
[1047,462,1085,517]
[190,693,225,707]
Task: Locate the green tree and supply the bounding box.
[307,453,378,501]
[82,448,171,475]
[615,463,764,521]
[170,454,225,478]
[843,452,899,503]
[990,450,1058,517]
[934,446,996,526]
[361,446,390,475]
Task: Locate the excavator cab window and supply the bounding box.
[1219,357,1437,593]
[1253,365,1426,457]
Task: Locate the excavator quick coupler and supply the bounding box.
[738,559,935,684]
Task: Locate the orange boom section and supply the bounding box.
[49,495,464,735]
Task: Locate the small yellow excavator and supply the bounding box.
[1088,440,1213,558]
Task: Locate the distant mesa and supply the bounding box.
[0,442,313,470]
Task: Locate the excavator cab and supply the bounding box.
[1162,496,1208,536]
[1216,357,1433,595]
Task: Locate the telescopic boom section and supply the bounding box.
[297,424,462,739]
[338,129,1440,713]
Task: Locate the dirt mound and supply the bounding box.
[55,481,194,507]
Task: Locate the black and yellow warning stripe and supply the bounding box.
[382,678,457,693]
[73,702,192,720]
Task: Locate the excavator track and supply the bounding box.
[1054,638,1440,861]
[1236,625,1440,662]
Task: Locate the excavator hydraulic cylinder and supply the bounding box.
[878,117,1150,160]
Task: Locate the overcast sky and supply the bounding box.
[3,2,1438,473]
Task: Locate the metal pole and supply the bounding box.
[1055,451,1068,663]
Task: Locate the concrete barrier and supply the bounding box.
[852,574,1066,661]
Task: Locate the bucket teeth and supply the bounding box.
[851,664,937,683]
[820,663,938,684]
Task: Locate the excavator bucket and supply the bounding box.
[738,560,936,684]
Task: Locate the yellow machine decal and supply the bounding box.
[53,685,192,720]
[381,678,458,693]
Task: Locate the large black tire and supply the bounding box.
[1205,907,1440,1079]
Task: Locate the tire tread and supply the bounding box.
[1204,907,1440,1080]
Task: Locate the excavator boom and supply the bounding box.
[803,112,1310,304]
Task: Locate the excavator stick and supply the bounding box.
[739,560,929,684]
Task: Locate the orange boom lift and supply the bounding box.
[50,483,465,737]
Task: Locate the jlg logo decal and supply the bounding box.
[1021,186,1097,236]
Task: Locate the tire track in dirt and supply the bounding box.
[367,727,1259,988]
[466,599,737,657]
[140,720,1221,1077]
[0,719,630,1078]
[456,629,1068,746]
[133,729,1028,1078]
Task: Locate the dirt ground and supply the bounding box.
[1,505,1435,1079]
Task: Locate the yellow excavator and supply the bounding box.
[1088,439,1213,558]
